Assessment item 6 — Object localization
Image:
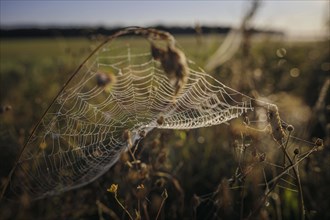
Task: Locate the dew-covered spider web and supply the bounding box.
[2,27,319,201]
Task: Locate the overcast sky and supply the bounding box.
[1,1,329,38]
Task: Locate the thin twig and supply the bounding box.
[247,145,318,219]
[280,141,305,220]
[240,133,246,220]
[96,200,120,220]
[114,192,134,220]
[155,189,168,220]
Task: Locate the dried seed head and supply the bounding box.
[267,105,286,143]
[259,152,266,162]
[315,138,323,147]
[138,28,173,42]
[287,125,294,132]
[151,43,189,95]
[139,129,146,138]
[96,72,115,87]
[151,44,164,61]
[281,122,288,130]
[315,138,324,151]
[157,115,164,125]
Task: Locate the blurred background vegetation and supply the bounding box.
[1,30,329,220]
[0,1,329,219]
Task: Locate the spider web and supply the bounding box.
[4,28,287,200]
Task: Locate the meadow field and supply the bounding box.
[0,32,329,220]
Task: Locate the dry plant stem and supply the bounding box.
[113,192,133,220]
[274,184,283,220]
[247,132,292,219]
[137,198,141,219]
[279,141,305,220]
[155,197,166,220]
[269,146,318,186]
[97,206,105,220]
[282,131,291,166]
[142,201,150,220]
[267,164,282,220]
[155,189,168,220]
[132,139,142,156]
[96,200,120,220]
[248,145,318,219]
[240,133,246,220]
[128,139,142,171]
[128,146,139,170]
[247,169,283,219]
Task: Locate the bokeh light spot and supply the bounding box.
[276,48,286,58]
[290,68,300,77]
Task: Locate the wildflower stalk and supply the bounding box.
[155,189,168,220]
[107,184,133,220]
[142,201,150,220]
[248,130,308,220]
[240,133,246,220]
[279,140,305,220]
[114,194,133,220]
[96,200,120,220]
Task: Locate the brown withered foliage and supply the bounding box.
[151,43,189,95]
[267,105,286,144]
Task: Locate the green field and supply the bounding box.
[0,33,329,220]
